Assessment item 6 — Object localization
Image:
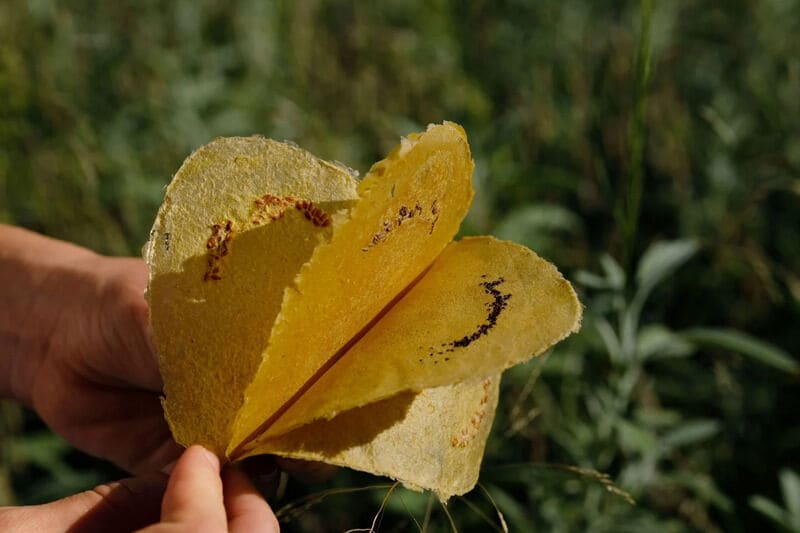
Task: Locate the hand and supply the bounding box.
[29,254,182,474]
[1,227,335,482]
[141,446,279,533]
[0,226,181,474]
[0,445,279,532]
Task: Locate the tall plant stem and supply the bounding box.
[618,0,653,274]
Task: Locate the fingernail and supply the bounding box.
[197,446,220,471]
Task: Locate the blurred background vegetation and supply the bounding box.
[1,0,799,530]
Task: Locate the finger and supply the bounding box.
[107,257,163,392]
[223,467,280,533]
[86,256,162,392]
[45,383,182,475]
[159,445,226,531]
[2,474,166,532]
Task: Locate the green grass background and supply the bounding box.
[1,1,799,531]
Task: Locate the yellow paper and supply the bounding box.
[145,136,359,456]
[250,376,501,500]
[147,123,582,498]
[229,123,474,452]
[242,236,580,443]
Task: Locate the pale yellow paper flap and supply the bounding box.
[244,376,500,500]
[147,137,359,455]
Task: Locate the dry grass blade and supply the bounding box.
[275,483,396,523]
[552,464,636,505]
[485,463,635,505]
[505,353,549,438]
[439,498,459,532]
[455,495,505,533]
[395,491,424,532]
[421,493,435,532]
[478,482,509,532]
[344,482,400,533]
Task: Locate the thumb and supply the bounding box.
[149,445,228,531]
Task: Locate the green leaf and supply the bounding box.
[660,420,720,451]
[617,419,658,455]
[493,203,581,258]
[668,471,734,512]
[601,254,626,290]
[780,470,800,527]
[575,270,615,290]
[8,432,70,472]
[623,241,697,362]
[635,239,698,296]
[636,325,694,361]
[620,304,642,363]
[680,328,799,373]
[595,316,625,364]
[750,495,794,531]
[635,407,682,428]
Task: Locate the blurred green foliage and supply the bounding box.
[1,0,799,531]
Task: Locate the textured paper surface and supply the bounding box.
[229,123,474,452]
[147,124,582,498]
[146,137,359,455]
[246,376,501,500]
[251,236,580,441]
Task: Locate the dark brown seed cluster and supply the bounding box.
[294,199,332,227]
[204,220,234,281]
[451,277,511,348]
[362,199,441,252]
[429,199,440,235]
[204,194,332,282]
[252,194,331,227]
[421,276,512,362]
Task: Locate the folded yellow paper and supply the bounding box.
[145,123,582,499]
